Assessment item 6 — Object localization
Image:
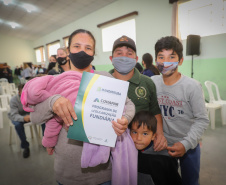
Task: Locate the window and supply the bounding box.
[101,19,136,52]
[98,12,138,52]
[63,36,69,48]
[46,40,60,58]
[178,0,226,40]
[34,46,45,63]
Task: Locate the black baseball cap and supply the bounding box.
[112,35,136,53]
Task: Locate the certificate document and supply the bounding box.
[67,72,129,147]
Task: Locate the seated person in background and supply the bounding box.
[129,111,182,185]
[135,62,143,73]
[48,47,71,75]
[46,55,57,74]
[142,53,160,77]
[8,84,30,158]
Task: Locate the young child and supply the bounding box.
[151,36,209,185]
[129,111,182,185]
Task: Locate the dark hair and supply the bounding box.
[155,36,183,61]
[135,62,143,73]
[68,29,96,54]
[50,55,57,60]
[18,84,25,93]
[142,53,160,75]
[129,111,157,133]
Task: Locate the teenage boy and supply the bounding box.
[129,110,182,185]
[151,36,209,185]
[109,35,167,151]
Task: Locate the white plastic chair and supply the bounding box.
[9,83,18,96]
[0,78,8,83]
[9,120,41,147]
[0,95,10,128]
[205,81,226,126]
[205,103,223,129]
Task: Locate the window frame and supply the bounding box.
[46,40,60,59]
[34,46,45,63]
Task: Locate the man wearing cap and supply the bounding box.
[109,35,167,151]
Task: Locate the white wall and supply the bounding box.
[33,0,173,65]
[0,34,35,69]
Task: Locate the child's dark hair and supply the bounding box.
[129,111,157,133]
[155,36,183,61]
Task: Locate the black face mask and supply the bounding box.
[49,62,56,68]
[57,57,68,65]
[69,51,94,69]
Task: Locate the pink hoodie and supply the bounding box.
[21,71,82,147]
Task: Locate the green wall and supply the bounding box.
[180,58,226,101]
[0,34,35,68]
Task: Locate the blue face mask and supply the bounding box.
[112,57,136,75]
[156,61,179,76]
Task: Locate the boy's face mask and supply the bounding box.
[156,61,179,76]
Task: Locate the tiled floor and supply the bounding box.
[0,111,226,185]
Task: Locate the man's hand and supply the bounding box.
[167,142,186,157]
[153,132,168,151]
[112,116,128,136]
[24,115,30,122]
[52,97,77,126]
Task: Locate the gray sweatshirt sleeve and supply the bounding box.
[30,95,62,124]
[124,97,135,124]
[9,97,25,122]
[180,82,209,151]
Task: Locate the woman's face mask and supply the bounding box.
[112,56,136,75]
[156,61,179,76]
[57,57,68,65]
[69,51,94,69]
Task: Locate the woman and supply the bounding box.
[142,53,160,77]
[48,48,71,75]
[24,29,135,185]
[46,55,57,74]
[22,63,32,80]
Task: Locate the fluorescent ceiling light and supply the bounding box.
[21,3,37,13]
[2,0,13,5]
[7,21,20,28]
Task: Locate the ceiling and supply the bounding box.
[0,0,116,41]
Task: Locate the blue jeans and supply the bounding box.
[57,180,111,185]
[12,121,29,149]
[41,123,45,136]
[179,144,200,185]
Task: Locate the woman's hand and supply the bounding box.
[112,116,128,136]
[52,97,77,126]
